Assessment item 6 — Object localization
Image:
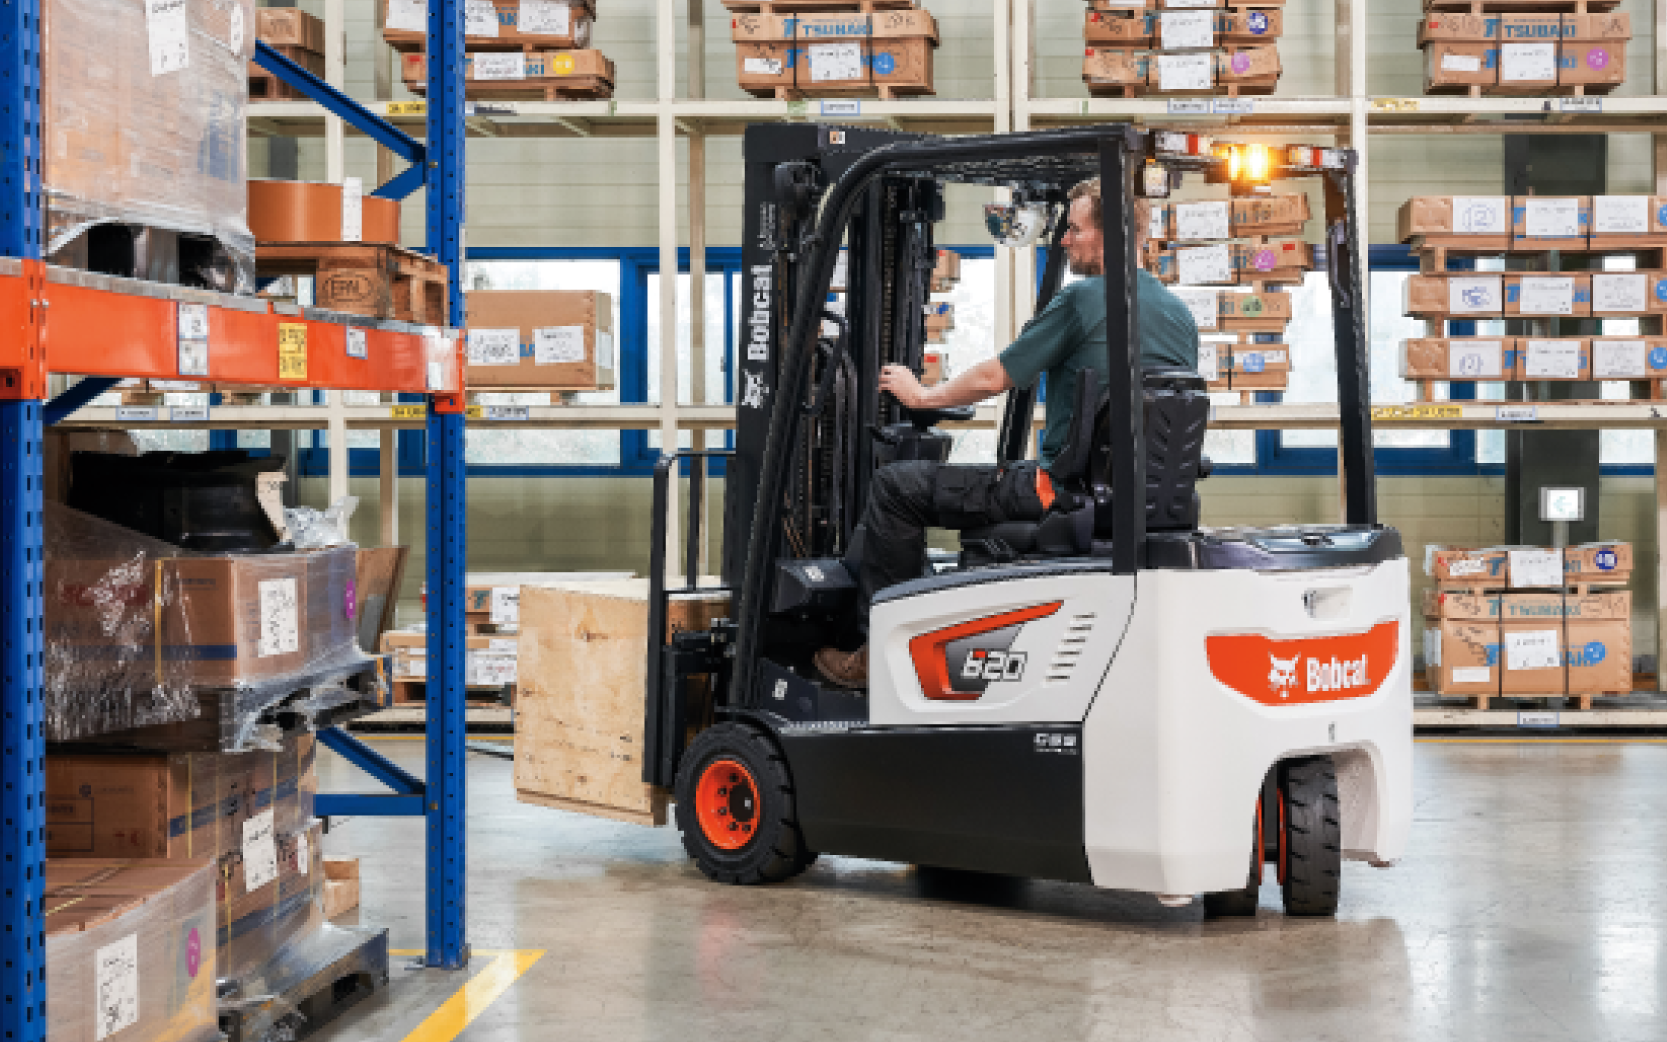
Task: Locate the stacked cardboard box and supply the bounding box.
[1423,542,1633,705]
[920,249,960,381]
[1395,195,1667,399]
[730,3,939,99]
[382,629,520,702]
[1083,1,1284,98]
[464,290,617,391]
[1420,10,1630,96]
[45,735,328,984]
[1145,191,1313,396]
[386,0,611,98]
[46,860,220,1042]
[252,10,328,99]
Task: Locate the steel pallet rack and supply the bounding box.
[1,3,473,1033]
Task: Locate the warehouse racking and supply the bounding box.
[1,3,474,1036]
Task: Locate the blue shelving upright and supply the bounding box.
[1,6,472,1030]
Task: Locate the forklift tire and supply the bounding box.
[1277,756,1341,917]
[1202,802,1263,918]
[674,723,810,885]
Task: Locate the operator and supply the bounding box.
[814,178,1201,689]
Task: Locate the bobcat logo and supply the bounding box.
[1268,654,1300,698]
[741,370,769,410]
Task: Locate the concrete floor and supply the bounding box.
[317,739,1667,1042]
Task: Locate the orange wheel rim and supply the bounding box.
[695,758,759,851]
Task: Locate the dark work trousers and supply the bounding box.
[857,460,1049,604]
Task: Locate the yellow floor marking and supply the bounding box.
[385,949,546,1042]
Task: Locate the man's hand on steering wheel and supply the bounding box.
[879,364,928,410]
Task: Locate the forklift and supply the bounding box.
[642,124,1411,916]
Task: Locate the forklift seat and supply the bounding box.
[960,367,1210,564]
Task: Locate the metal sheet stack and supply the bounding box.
[1419,1,1629,97]
[1083,0,1284,99]
[1397,195,1667,399]
[385,0,614,99]
[1146,190,1314,399]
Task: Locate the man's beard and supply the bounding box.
[1068,251,1105,276]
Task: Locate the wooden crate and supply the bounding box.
[255,242,449,324]
[514,580,731,827]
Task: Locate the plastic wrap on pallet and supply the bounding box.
[219,818,326,984]
[45,504,377,745]
[45,858,220,1042]
[43,0,256,284]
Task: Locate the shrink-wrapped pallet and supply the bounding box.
[44,0,255,280]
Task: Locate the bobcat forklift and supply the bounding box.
[642,124,1411,917]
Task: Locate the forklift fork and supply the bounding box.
[644,449,736,789]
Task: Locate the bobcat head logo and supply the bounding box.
[1268,654,1300,698]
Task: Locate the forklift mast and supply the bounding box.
[725,123,942,586]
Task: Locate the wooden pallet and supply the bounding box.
[1424,0,1620,12]
[464,389,583,404]
[1408,379,1667,400]
[405,76,614,100]
[1425,80,1621,99]
[1412,241,1667,272]
[1085,79,1279,99]
[392,679,516,704]
[1432,692,1605,710]
[255,242,449,324]
[741,81,934,100]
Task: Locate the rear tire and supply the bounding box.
[1203,800,1262,918]
[1278,756,1341,917]
[674,722,810,885]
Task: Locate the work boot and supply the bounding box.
[813,645,868,689]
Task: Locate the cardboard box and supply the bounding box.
[400,48,614,87]
[1217,290,1293,331]
[1231,194,1309,236]
[1083,48,1151,87]
[1504,274,1591,317]
[46,859,219,1042]
[1590,337,1667,379]
[1499,620,1565,694]
[1500,590,1630,623]
[1084,9,1151,45]
[1560,41,1625,87]
[1149,50,1214,92]
[1424,619,1499,696]
[257,9,327,53]
[1427,545,1509,585]
[1588,270,1666,316]
[219,818,323,980]
[44,735,317,861]
[1564,542,1631,584]
[46,553,314,691]
[1397,196,1511,247]
[382,630,519,686]
[1400,337,1513,381]
[1566,618,1631,693]
[386,0,595,49]
[750,10,936,93]
[1511,337,1590,380]
[931,248,960,292]
[1404,274,1501,318]
[1423,589,1502,621]
[922,349,946,385]
[1500,14,1564,45]
[465,290,615,390]
[1216,45,1281,86]
[324,856,361,918]
[1236,239,1311,282]
[1226,345,1290,390]
[1587,195,1667,245]
[1417,13,1498,42]
[1218,9,1281,43]
[924,301,954,342]
[1563,13,1631,41]
[1511,196,1590,247]
[1425,42,1497,89]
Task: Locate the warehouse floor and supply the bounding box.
[315,739,1667,1042]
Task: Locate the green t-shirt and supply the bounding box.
[998,271,1200,467]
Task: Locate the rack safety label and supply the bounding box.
[1496,405,1538,422]
[170,405,209,423]
[390,404,426,420]
[1517,710,1559,728]
[115,407,158,422]
[1559,97,1601,114]
[1211,98,1253,115]
[1166,99,1210,115]
[387,100,426,115]
[177,302,210,376]
[1371,98,1420,112]
[278,323,308,380]
[1371,404,1462,421]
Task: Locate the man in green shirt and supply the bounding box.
[815,178,1201,689]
